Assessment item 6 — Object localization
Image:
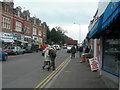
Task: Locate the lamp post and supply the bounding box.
[74,23,81,44]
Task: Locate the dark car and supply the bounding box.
[25,47,32,53]
[0,51,8,61]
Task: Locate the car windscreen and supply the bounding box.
[7,47,14,49]
[68,45,73,47]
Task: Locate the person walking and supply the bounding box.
[85,46,90,53]
[47,47,57,71]
[78,46,83,58]
[42,47,51,69]
[70,46,76,59]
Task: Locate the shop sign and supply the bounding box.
[89,57,99,71]
[38,38,42,42]
[3,33,13,39]
[2,38,14,43]
[13,33,21,40]
[25,36,31,38]
[24,36,32,43]
[38,38,43,45]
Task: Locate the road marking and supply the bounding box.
[35,57,70,89]
[40,58,70,88]
[34,56,71,89]
[35,59,67,88]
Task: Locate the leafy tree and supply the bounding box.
[46,26,72,45]
[50,28,58,44]
[44,24,51,44]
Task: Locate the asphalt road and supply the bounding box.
[2,49,70,88]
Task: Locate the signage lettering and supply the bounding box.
[89,57,99,71]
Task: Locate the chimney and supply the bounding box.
[3,0,14,8]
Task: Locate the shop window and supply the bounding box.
[103,38,120,76]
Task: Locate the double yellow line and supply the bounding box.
[34,56,71,89]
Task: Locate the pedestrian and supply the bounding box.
[42,47,51,69]
[47,47,57,71]
[70,46,76,59]
[78,46,83,58]
[85,46,90,53]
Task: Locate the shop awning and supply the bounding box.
[2,38,14,43]
[102,1,120,30]
[88,23,98,39]
[17,40,28,43]
[87,1,120,39]
[87,15,103,39]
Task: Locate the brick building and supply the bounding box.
[1,0,47,50]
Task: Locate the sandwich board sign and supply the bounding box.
[89,57,99,71]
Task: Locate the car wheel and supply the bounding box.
[3,55,8,61]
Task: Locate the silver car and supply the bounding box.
[7,46,24,55]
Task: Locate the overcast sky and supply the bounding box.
[2,0,100,43]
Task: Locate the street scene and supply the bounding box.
[0,0,120,90]
[2,49,70,88]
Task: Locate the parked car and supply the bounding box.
[53,45,61,50]
[2,49,9,53]
[0,49,8,61]
[5,46,24,55]
[24,46,32,53]
[21,48,26,54]
[62,44,67,49]
[67,45,73,53]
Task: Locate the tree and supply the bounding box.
[44,23,51,44]
[46,26,73,45]
[50,28,58,44]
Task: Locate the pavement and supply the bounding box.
[45,52,108,89]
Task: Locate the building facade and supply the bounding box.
[1,0,47,50]
[87,0,120,88]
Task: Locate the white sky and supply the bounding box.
[1,0,100,43]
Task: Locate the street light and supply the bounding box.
[74,23,81,44]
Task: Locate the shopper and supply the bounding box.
[78,46,83,58]
[70,46,76,59]
[42,47,51,69]
[47,47,57,71]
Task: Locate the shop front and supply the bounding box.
[32,36,38,45]
[1,32,14,48]
[24,35,32,48]
[101,29,120,88]
[87,1,120,88]
[38,38,43,48]
[32,36,39,52]
[13,33,28,48]
[100,2,120,88]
